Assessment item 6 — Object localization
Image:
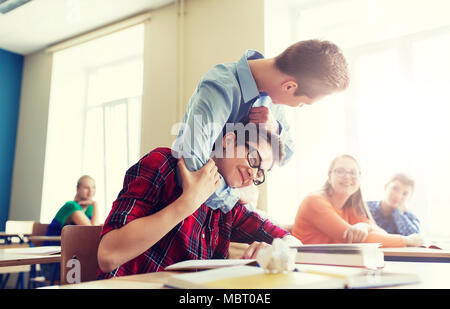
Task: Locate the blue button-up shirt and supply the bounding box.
[367,201,420,236]
[172,50,294,213]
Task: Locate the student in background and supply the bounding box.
[367,173,420,236]
[173,39,350,214]
[97,126,301,278]
[41,175,99,281]
[45,175,99,239]
[291,155,423,247]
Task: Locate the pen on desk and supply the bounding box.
[293,266,350,280]
[294,265,382,280]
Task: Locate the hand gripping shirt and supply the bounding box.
[172,50,294,213]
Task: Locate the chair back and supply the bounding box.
[30,223,50,247]
[5,220,35,243]
[60,225,103,284]
[5,220,35,234]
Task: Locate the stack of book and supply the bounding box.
[292,243,384,269]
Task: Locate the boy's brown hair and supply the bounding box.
[214,122,285,168]
[387,173,415,193]
[274,39,350,98]
[236,124,285,169]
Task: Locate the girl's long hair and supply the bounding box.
[320,154,374,221]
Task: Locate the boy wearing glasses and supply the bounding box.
[97,126,300,277]
[173,40,349,213]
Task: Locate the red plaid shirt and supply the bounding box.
[97,147,288,278]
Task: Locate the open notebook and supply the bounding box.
[165,259,257,271]
[294,264,420,288]
[166,243,384,271]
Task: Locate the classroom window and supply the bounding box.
[41,25,143,223]
[83,60,142,218]
[265,0,450,239]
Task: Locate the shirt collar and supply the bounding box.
[236,49,264,104]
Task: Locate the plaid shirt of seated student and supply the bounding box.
[97,147,288,279]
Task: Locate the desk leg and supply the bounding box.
[29,264,37,289]
[15,272,25,289]
[0,273,10,289]
[50,263,58,285]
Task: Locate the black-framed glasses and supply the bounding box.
[245,143,265,186]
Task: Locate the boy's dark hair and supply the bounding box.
[214,122,285,168]
[274,39,350,98]
[235,124,285,168]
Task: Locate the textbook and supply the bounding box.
[164,265,345,289]
[165,259,258,271]
[292,243,384,269]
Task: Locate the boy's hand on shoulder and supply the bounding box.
[248,106,279,134]
[178,158,220,213]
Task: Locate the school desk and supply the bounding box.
[44,271,176,289]
[26,236,61,243]
[382,261,450,289]
[0,232,30,244]
[382,247,450,263]
[43,261,450,289]
[0,246,61,267]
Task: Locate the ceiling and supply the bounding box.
[0,0,174,55]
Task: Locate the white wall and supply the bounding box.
[9,50,53,221]
[39,53,86,223]
[140,3,178,152]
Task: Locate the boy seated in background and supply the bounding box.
[97,125,300,278]
[367,173,420,236]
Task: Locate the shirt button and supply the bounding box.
[202,233,205,239]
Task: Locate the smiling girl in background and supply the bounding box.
[291,155,423,247]
[367,173,420,236]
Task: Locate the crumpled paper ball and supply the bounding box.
[256,238,297,273]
